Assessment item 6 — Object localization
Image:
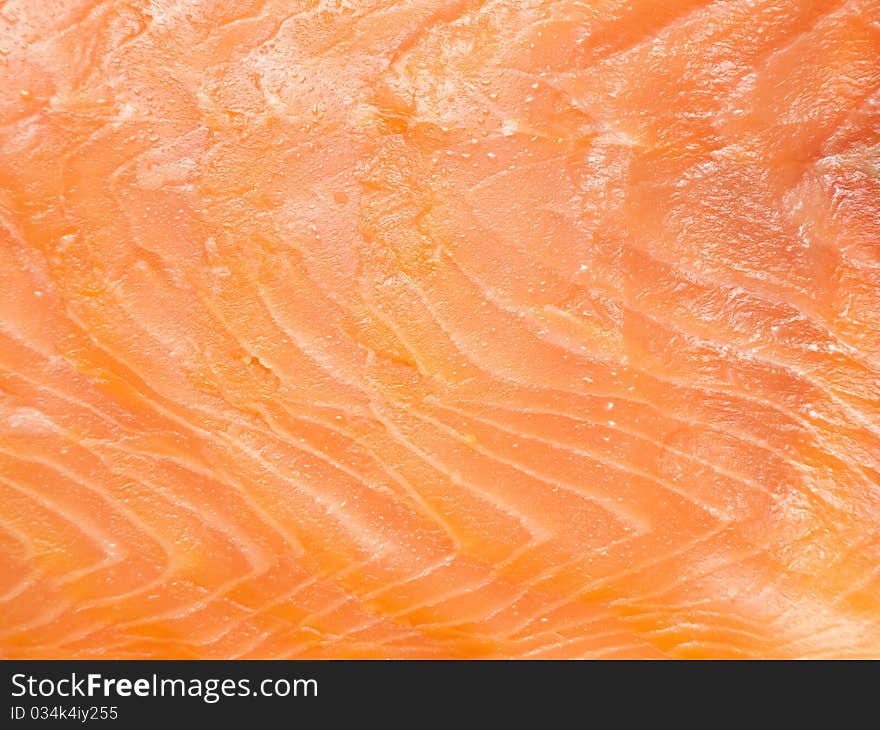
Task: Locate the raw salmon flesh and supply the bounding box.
[0,0,879,659]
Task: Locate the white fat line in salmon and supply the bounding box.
[10,674,318,704]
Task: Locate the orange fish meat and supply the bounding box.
[0,0,879,659]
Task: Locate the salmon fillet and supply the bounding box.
[1,0,879,659]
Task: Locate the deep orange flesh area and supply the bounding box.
[1,0,879,658]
